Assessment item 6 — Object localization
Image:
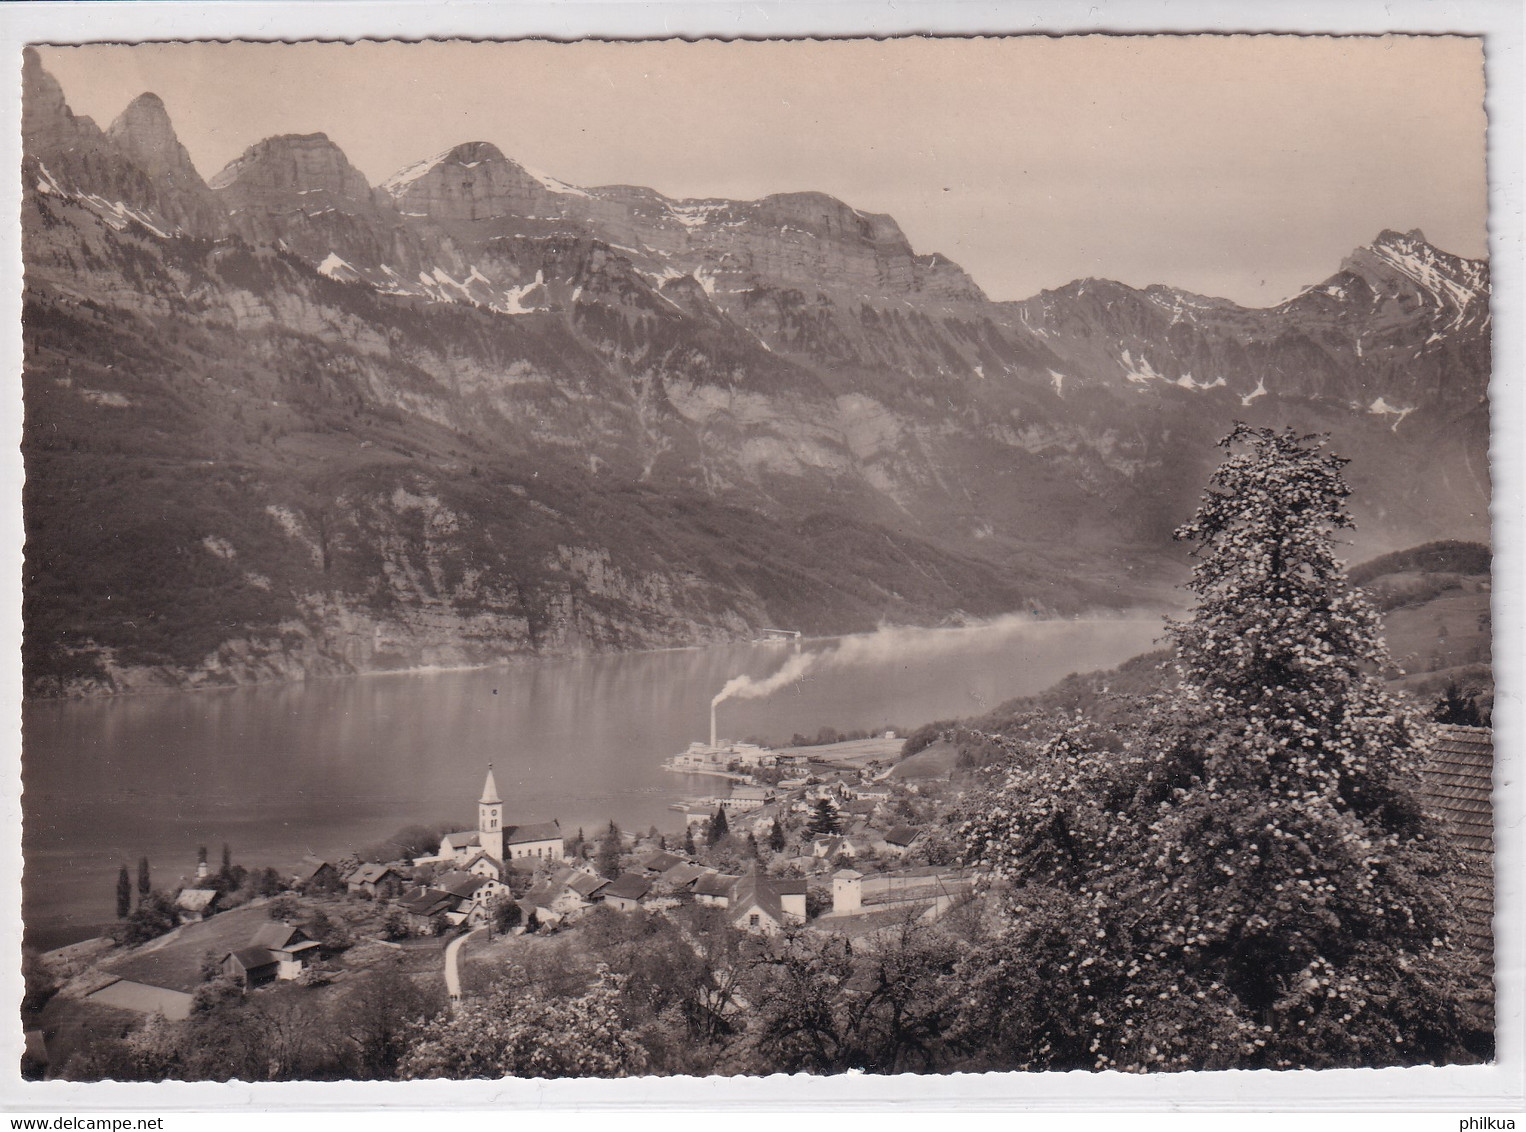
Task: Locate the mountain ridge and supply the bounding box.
[21,52,1492,697]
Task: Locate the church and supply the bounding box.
[419,766,566,879]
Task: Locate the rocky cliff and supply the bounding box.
[20,50,1492,696]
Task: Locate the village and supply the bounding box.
[21,700,1497,1081]
[21,726,986,1075]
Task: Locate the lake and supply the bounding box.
[21,615,1164,949]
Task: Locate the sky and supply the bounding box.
[36,35,1488,306]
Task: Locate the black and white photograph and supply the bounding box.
[10,18,1513,1098]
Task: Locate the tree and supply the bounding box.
[957,426,1472,1072]
[707,806,730,846]
[116,891,177,946]
[1432,681,1483,727]
[769,819,787,853]
[268,895,300,922]
[336,964,445,1079]
[115,864,132,919]
[596,820,622,879]
[136,856,150,902]
[399,966,647,1079]
[683,824,697,855]
[807,798,841,837]
[490,893,522,934]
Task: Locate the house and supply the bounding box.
[841,798,880,818]
[522,867,608,923]
[694,873,740,907]
[657,861,711,893]
[174,888,219,923]
[397,885,458,933]
[250,922,321,977]
[719,785,774,813]
[812,835,843,859]
[773,878,808,920]
[728,875,805,935]
[883,826,924,856]
[568,869,610,901]
[434,869,506,926]
[222,922,319,987]
[638,850,685,876]
[291,856,340,892]
[463,851,506,882]
[847,783,892,802]
[436,830,483,864]
[1421,724,1494,1026]
[224,947,280,988]
[600,873,652,911]
[345,862,405,897]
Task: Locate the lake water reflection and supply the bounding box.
[21,616,1163,948]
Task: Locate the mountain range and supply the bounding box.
[19,48,1492,696]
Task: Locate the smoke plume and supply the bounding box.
[711,649,817,708]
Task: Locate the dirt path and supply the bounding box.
[443,927,482,1009]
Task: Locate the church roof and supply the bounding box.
[480,765,502,806]
[505,821,561,846]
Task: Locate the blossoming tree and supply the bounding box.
[957,425,1473,1071]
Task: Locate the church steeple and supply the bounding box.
[480,765,501,806]
[478,764,504,861]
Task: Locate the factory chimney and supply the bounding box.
[710,702,717,748]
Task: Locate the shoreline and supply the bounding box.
[24,606,1174,705]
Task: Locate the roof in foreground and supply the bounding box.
[1422,724,1494,981]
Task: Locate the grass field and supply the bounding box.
[887,738,960,780]
[776,736,903,770]
[98,902,280,993]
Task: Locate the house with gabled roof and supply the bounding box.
[397,885,458,933]
[638,850,686,876]
[345,862,406,897]
[463,851,506,882]
[175,887,220,923]
[657,861,711,893]
[600,873,652,912]
[521,866,608,924]
[224,947,280,988]
[694,873,740,907]
[882,825,924,857]
[291,856,341,892]
[729,874,805,935]
[222,922,319,985]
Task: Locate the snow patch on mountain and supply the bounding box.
[1240,377,1268,406]
[1121,350,1167,384]
[382,147,455,192]
[520,163,591,199]
[318,252,360,281]
[1368,396,1415,432]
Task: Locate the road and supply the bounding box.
[443,927,483,1010]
